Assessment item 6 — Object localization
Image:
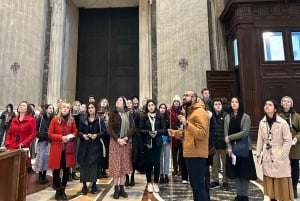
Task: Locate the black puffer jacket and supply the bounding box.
[212,111,227,149]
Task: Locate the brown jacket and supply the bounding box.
[174,101,210,158]
[108,111,135,141]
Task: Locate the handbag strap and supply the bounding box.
[38,116,43,133]
[98,117,101,133]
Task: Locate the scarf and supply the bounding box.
[148,112,156,131]
[117,108,129,138]
[266,113,276,128]
[282,112,292,128]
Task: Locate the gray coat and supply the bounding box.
[224,113,252,150]
[256,115,292,178]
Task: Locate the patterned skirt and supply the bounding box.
[34,141,50,172]
[108,138,132,177]
[263,176,294,201]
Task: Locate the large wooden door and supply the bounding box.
[76,7,139,104]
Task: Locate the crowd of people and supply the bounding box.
[0,89,299,201]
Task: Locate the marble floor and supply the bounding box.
[26,151,300,201]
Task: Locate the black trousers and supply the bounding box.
[53,150,70,188]
[291,159,299,187]
[178,142,188,180]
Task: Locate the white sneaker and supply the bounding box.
[153,183,159,193]
[182,180,188,184]
[147,183,153,193]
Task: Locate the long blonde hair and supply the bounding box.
[56,102,73,126]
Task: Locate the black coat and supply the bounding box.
[77,116,107,166]
[139,113,167,148]
[36,113,54,142]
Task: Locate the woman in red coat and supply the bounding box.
[4,101,36,171]
[48,102,77,201]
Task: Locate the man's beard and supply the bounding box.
[182,100,192,108]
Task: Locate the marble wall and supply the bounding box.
[62,0,78,103]
[156,0,211,105]
[0,0,47,109]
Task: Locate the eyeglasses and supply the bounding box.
[183,94,194,98]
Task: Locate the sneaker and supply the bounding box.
[210,182,220,189]
[182,180,188,184]
[153,183,159,193]
[147,183,153,193]
[222,182,229,191]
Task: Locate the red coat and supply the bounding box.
[5,115,36,149]
[48,117,77,169]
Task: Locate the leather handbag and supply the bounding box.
[231,136,249,157]
[65,141,75,154]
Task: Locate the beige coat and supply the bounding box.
[174,101,210,158]
[256,115,292,178]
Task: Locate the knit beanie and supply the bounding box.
[172,95,181,103]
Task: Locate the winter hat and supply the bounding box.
[281,96,293,107]
[172,95,181,103]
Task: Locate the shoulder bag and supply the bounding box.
[231,136,249,157]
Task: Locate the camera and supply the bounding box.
[266,143,272,150]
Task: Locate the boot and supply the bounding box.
[119,185,128,198]
[129,174,135,186]
[294,185,298,198]
[159,174,165,183]
[91,182,97,194]
[68,172,73,181]
[241,196,249,201]
[81,182,87,195]
[164,174,169,183]
[72,172,79,180]
[125,174,129,186]
[113,185,120,199]
[41,171,49,184]
[60,187,68,200]
[38,171,43,184]
[233,195,241,201]
[55,188,61,200]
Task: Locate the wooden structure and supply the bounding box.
[207,0,300,137]
[0,150,27,201]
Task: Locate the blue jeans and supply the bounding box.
[0,127,7,146]
[160,143,171,174]
[186,157,208,201]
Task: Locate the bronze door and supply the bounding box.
[76,7,139,105]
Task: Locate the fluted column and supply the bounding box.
[47,0,66,105]
[139,0,152,100]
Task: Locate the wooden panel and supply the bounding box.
[206,71,236,100]
[260,65,290,77]
[0,150,27,201]
[261,78,290,102]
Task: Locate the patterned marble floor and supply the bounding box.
[158,176,264,201]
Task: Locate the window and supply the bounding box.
[291,32,300,61]
[263,32,285,61]
[233,39,239,66]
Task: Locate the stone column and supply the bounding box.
[139,0,152,100]
[47,0,66,105]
